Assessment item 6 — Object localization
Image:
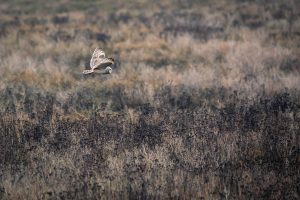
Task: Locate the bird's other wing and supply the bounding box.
[95,58,114,70]
[90,48,106,69]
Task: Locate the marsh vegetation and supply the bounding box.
[0,0,299,199]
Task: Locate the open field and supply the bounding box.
[0,0,300,199]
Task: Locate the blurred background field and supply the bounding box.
[0,0,299,199]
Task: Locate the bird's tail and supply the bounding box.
[82,69,94,74]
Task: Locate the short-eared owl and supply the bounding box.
[83,48,114,75]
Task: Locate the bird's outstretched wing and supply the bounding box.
[97,58,114,69]
[90,48,106,69]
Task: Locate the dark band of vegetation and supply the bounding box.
[0,0,300,199]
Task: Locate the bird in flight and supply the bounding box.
[83,48,114,75]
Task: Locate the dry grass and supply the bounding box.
[0,0,300,199]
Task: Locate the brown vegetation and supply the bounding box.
[0,0,299,199]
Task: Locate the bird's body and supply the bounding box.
[83,48,114,75]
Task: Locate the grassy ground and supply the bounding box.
[0,0,300,199]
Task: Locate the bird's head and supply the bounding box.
[105,66,112,74]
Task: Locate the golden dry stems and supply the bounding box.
[1,28,298,103]
[0,0,300,199]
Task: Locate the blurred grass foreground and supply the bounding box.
[0,0,300,199]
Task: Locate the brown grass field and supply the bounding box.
[0,0,300,199]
